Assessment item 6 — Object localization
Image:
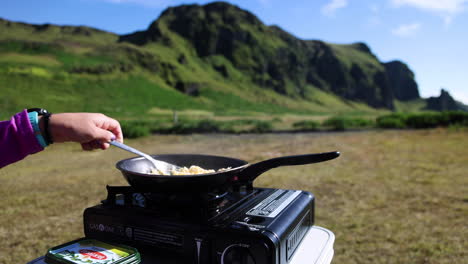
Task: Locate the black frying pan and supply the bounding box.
[115,151,340,192]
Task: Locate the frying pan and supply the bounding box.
[115,151,340,192]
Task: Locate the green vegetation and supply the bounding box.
[375,114,407,129]
[116,111,468,139]
[121,118,276,136]
[0,36,384,120]
[120,121,153,138]
[376,111,468,129]
[292,120,320,131]
[322,116,374,131]
[1,2,466,138]
[0,73,209,119]
[3,7,456,121]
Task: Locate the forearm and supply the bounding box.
[0,110,122,168]
[0,110,43,168]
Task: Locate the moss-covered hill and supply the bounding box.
[0,2,462,119]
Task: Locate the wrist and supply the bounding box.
[27,111,48,148]
[38,116,46,140]
[27,108,53,145]
[47,113,68,143]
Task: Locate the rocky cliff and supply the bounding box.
[383,61,419,101]
[120,2,425,110]
[426,89,460,111]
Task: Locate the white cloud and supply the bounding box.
[390,0,468,24]
[391,22,421,37]
[321,0,348,17]
[391,0,467,13]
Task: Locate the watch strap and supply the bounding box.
[27,111,48,148]
[42,112,53,144]
[27,108,53,145]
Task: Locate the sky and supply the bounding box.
[1,0,467,104]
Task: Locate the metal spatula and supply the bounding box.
[109,140,182,174]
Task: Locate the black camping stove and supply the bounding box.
[83,184,314,264]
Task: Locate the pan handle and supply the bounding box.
[238,151,340,183]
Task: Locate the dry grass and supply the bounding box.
[0,129,467,263]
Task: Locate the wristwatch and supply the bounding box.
[27,108,53,147]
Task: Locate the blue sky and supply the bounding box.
[1,0,467,104]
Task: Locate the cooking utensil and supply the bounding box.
[109,140,182,174]
[115,151,340,192]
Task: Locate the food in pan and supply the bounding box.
[150,165,230,175]
[170,165,215,175]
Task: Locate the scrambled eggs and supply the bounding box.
[150,165,230,175]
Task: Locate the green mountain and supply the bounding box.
[0,2,464,119]
[120,2,401,109]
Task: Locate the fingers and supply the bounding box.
[82,141,98,151]
[93,128,116,143]
[90,114,124,143]
[101,141,111,150]
[107,118,123,143]
[81,114,123,151]
[81,142,92,151]
[95,115,123,143]
[82,140,109,151]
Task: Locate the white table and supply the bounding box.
[290,226,334,264]
[28,226,335,264]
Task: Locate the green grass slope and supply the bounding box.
[0,19,383,120]
[1,2,429,121]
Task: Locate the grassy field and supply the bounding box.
[0,129,467,264]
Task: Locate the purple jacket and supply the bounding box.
[0,110,43,168]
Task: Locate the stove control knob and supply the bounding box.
[221,244,255,264]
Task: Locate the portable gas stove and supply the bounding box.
[83,183,314,264]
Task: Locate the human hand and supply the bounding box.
[41,113,123,150]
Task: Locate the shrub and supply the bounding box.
[405,113,448,128]
[195,120,220,132]
[349,118,374,127]
[161,119,221,134]
[272,117,282,122]
[376,114,407,129]
[376,111,468,129]
[323,116,374,131]
[250,120,273,133]
[293,120,320,131]
[323,117,346,131]
[443,111,468,126]
[121,122,151,138]
[164,122,194,134]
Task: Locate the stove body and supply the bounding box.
[84,186,314,264]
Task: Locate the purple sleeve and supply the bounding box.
[0,109,44,168]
